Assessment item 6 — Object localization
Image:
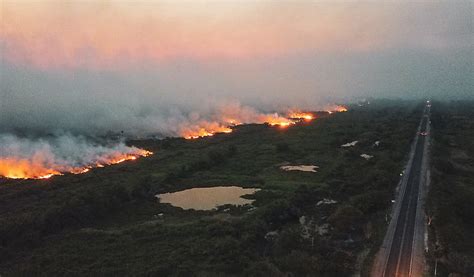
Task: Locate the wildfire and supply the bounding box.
[183,113,301,139]
[0,158,62,179]
[0,105,347,179]
[182,111,317,139]
[288,112,315,121]
[268,121,294,128]
[0,149,152,180]
[224,118,242,126]
[327,105,348,113]
[181,125,233,139]
[258,113,296,128]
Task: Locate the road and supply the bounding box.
[372,103,431,277]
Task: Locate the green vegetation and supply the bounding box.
[0,100,421,276]
[426,101,474,276]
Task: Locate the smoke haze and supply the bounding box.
[0,133,150,179]
[1,1,472,136]
[0,1,472,177]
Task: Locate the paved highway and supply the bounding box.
[373,103,430,277]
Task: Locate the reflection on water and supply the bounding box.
[156,186,260,210]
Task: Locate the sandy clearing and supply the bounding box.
[341,140,358,147]
[361,154,374,160]
[280,165,319,172]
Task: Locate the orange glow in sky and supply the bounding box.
[1,1,391,69]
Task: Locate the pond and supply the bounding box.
[156,186,260,210]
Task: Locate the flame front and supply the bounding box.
[180,109,325,140]
[0,105,344,179]
[326,105,348,113]
[180,122,233,139]
[0,149,152,180]
[258,114,296,127]
[288,112,315,121]
[181,112,300,139]
[0,158,62,179]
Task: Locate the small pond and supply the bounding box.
[156,186,260,210]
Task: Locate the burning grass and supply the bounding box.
[0,148,152,180]
[0,106,346,179]
[326,105,348,114]
[181,109,327,139]
[180,112,299,139]
[288,112,315,121]
[181,123,233,139]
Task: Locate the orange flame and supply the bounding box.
[326,105,348,113]
[181,124,232,139]
[0,158,62,179]
[257,114,296,128]
[182,111,309,139]
[0,149,152,180]
[288,112,315,121]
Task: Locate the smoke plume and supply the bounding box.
[0,133,151,179]
[0,1,471,178]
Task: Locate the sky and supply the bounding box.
[1,0,473,136]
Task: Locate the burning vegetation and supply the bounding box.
[0,149,152,180]
[0,134,153,180]
[179,112,300,139]
[180,122,233,139]
[288,112,315,121]
[179,106,347,140]
[0,106,347,179]
[326,105,348,113]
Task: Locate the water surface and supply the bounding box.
[156,186,259,210]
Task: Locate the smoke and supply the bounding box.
[0,133,151,179]
[1,1,472,137]
[0,1,472,178]
[0,63,331,137]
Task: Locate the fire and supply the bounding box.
[179,104,348,140]
[326,105,348,113]
[268,120,293,128]
[0,149,153,180]
[335,106,348,112]
[224,118,242,126]
[180,119,234,139]
[288,112,314,121]
[182,111,314,139]
[0,104,347,179]
[0,158,62,179]
[258,113,296,128]
[71,168,90,174]
[182,125,233,139]
[38,173,57,179]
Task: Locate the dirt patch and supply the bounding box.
[342,141,358,147]
[280,165,319,172]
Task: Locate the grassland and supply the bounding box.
[0,100,422,276]
[426,101,474,276]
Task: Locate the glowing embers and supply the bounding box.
[0,149,153,180]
